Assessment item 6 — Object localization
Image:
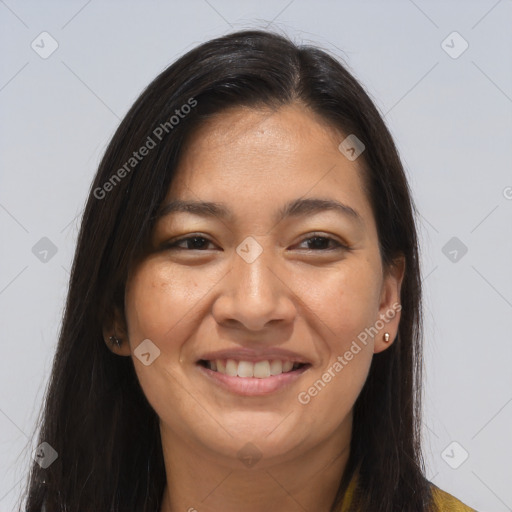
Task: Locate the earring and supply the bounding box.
[383,332,390,342]
[109,335,122,348]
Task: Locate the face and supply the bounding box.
[109,103,403,468]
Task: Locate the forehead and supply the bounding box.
[164,104,373,225]
[180,103,345,162]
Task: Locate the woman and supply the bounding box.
[21,29,476,511]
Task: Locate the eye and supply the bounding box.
[294,234,349,252]
[163,235,217,251]
[160,233,349,253]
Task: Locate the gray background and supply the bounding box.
[1,1,511,511]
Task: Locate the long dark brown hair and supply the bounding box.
[20,29,432,511]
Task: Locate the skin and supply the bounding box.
[104,103,404,512]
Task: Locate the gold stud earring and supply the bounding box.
[109,335,122,348]
[383,332,390,342]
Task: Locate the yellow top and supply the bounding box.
[430,484,477,512]
[341,470,477,511]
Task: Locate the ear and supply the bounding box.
[102,305,132,356]
[373,255,405,354]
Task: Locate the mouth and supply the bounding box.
[197,358,310,378]
[196,355,312,396]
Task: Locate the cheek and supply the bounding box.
[297,265,378,428]
[124,261,203,343]
[299,259,382,349]
[124,263,202,416]
[306,260,381,420]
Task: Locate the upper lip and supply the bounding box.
[197,347,311,364]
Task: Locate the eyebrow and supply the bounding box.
[155,197,363,226]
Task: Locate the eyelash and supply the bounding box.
[163,233,349,252]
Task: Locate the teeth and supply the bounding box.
[269,360,283,375]
[237,360,254,378]
[208,358,301,378]
[225,359,238,377]
[282,361,293,372]
[253,361,270,378]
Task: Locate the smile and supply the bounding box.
[198,359,308,378]
[196,358,311,396]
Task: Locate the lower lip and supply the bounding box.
[197,364,310,396]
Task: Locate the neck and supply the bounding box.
[159,416,352,512]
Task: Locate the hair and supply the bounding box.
[20,29,433,511]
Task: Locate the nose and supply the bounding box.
[211,244,297,332]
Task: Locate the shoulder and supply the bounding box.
[342,470,478,511]
[430,483,478,511]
